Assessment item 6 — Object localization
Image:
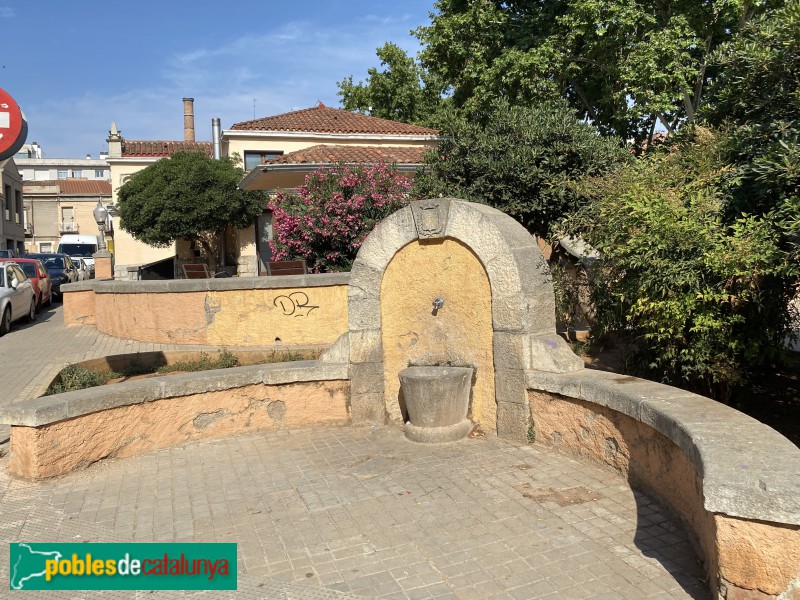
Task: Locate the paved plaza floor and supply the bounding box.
[0,307,709,599]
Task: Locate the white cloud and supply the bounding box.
[24,13,425,157]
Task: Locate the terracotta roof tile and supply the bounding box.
[231,104,439,136]
[263,144,430,167]
[24,179,112,195]
[122,140,212,158]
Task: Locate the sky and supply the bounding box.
[0,0,435,159]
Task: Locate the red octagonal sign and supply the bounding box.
[0,88,28,161]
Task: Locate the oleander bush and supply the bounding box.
[270,164,412,273]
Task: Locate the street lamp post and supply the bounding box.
[93,200,108,252]
[91,200,114,279]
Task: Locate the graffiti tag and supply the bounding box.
[274,292,319,317]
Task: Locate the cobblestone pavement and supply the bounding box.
[0,426,708,599]
[0,305,708,598]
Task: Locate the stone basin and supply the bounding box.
[398,365,474,443]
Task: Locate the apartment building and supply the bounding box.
[23,179,112,254]
[0,159,25,255]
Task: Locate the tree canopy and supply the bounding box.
[412,99,630,236]
[702,0,800,224]
[341,0,779,145]
[117,151,265,268]
[337,43,441,128]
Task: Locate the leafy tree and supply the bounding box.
[412,99,629,236]
[337,43,442,127]
[345,0,777,146]
[703,0,800,228]
[557,130,798,400]
[270,164,412,273]
[117,151,265,271]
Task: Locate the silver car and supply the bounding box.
[75,258,91,281]
[0,262,36,336]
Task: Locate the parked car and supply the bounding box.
[0,261,36,335]
[75,258,91,281]
[25,253,79,300]
[0,258,52,311]
[0,249,20,259]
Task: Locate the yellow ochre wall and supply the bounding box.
[69,285,348,347]
[108,159,176,268]
[380,238,496,430]
[224,136,435,167]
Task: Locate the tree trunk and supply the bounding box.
[197,236,219,275]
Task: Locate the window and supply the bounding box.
[57,170,68,180]
[71,170,82,178]
[95,169,105,178]
[244,151,283,171]
[38,242,52,253]
[61,206,76,232]
[15,190,21,224]
[4,185,10,221]
[11,264,27,282]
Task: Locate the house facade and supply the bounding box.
[106,100,213,278]
[23,179,112,254]
[16,156,110,183]
[108,100,439,278]
[226,103,439,276]
[0,159,26,255]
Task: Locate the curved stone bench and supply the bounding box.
[1,359,350,480]
[527,368,800,600]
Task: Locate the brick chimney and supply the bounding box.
[183,98,195,142]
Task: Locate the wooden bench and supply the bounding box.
[263,260,307,276]
[181,263,210,279]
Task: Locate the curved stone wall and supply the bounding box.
[3,359,350,480]
[527,368,800,599]
[62,274,350,347]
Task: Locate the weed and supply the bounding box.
[157,350,240,374]
[45,364,118,395]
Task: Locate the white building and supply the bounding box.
[15,143,110,183]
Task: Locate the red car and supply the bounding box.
[0,258,53,311]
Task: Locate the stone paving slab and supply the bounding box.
[0,426,708,599]
[0,304,708,598]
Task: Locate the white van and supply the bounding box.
[57,235,100,277]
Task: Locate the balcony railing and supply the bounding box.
[59,221,79,233]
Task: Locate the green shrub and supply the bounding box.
[46,364,118,395]
[558,130,798,401]
[411,99,630,236]
[45,350,308,396]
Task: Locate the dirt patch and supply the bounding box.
[514,482,602,506]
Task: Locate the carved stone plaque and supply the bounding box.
[410,198,451,239]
